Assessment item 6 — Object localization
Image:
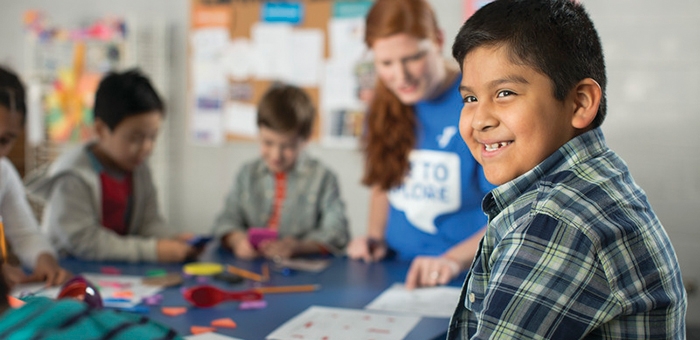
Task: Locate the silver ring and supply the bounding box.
[430,271,439,280]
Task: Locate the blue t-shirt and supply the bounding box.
[385,76,493,260]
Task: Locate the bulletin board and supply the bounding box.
[188,0,374,147]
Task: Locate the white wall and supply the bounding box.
[1,0,698,325]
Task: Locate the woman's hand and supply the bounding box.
[405,256,461,290]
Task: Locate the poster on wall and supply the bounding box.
[24,10,126,145]
[188,0,374,149]
[320,0,373,149]
[189,4,230,146]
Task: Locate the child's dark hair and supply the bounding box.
[0,66,27,120]
[452,0,607,128]
[257,84,315,139]
[93,69,164,131]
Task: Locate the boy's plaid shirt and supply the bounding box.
[448,128,686,339]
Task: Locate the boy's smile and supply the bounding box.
[458,45,579,186]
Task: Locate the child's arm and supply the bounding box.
[0,160,59,268]
[212,171,250,244]
[135,165,175,238]
[44,175,165,262]
[296,170,349,255]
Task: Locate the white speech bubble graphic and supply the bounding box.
[388,150,461,234]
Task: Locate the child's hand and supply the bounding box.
[258,237,299,260]
[156,239,192,263]
[27,253,72,286]
[173,232,195,242]
[225,232,258,260]
[347,236,387,262]
[404,255,460,290]
[2,263,29,288]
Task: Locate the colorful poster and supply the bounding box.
[24,11,126,143]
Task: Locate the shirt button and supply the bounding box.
[468,293,475,303]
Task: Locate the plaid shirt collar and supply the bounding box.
[483,127,608,219]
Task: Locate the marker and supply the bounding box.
[254,284,321,294]
[226,265,264,282]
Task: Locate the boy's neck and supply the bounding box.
[89,144,129,174]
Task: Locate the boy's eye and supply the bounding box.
[497,90,515,98]
[463,95,477,103]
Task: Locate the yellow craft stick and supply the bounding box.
[254,284,321,294]
[226,265,264,282]
[0,217,7,264]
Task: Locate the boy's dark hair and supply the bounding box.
[452,0,607,128]
[0,66,27,121]
[93,69,164,131]
[257,84,315,139]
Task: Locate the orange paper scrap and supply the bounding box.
[190,326,216,335]
[161,307,187,317]
[7,296,25,308]
[112,290,134,299]
[211,317,237,328]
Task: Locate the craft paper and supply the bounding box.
[365,283,461,318]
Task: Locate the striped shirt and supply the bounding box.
[0,297,181,340]
[448,128,686,339]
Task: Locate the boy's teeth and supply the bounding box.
[485,142,510,151]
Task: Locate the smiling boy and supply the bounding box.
[448,0,686,338]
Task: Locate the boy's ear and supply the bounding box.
[570,78,601,129]
[93,118,111,138]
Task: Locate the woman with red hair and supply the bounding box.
[347,0,492,288]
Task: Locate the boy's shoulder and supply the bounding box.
[51,144,92,171]
[528,145,652,238]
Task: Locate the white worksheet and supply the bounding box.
[365,283,461,318]
[266,306,420,340]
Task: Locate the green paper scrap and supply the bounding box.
[146,269,168,277]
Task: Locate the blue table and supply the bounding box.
[60,247,463,340]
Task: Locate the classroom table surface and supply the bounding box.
[59,246,466,340]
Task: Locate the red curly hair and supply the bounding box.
[361,0,441,190]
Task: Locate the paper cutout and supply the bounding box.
[185,332,244,340]
[7,295,25,308]
[100,266,121,275]
[191,326,216,335]
[112,290,134,299]
[211,318,237,328]
[161,307,188,317]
